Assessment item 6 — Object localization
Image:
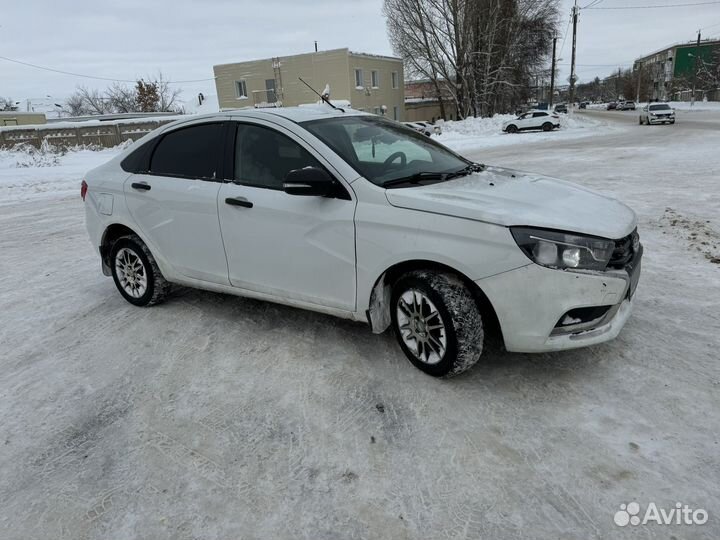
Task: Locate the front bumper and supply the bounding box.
[477,250,641,353]
[648,115,674,124]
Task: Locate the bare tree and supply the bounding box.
[106,83,137,113]
[0,97,18,111]
[152,72,182,112]
[384,0,559,118]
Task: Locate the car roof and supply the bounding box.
[223,104,370,123]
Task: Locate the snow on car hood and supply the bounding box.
[385,166,637,239]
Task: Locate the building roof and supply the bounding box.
[214,48,400,69]
[634,38,720,63]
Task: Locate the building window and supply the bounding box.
[235,80,248,99]
[355,69,364,89]
[393,106,398,120]
[391,72,398,89]
[371,70,379,88]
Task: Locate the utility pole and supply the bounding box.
[691,29,701,107]
[636,65,641,103]
[549,35,557,107]
[568,0,579,110]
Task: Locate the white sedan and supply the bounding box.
[503,110,561,133]
[639,103,675,125]
[83,106,641,377]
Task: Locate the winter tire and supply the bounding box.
[391,270,484,378]
[506,124,518,134]
[542,122,553,132]
[110,234,170,307]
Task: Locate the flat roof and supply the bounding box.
[635,38,720,63]
[214,48,400,69]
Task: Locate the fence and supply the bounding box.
[0,118,179,150]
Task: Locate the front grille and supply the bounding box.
[609,229,639,269]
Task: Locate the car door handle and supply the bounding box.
[225,197,253,208]
[131,182,151,191]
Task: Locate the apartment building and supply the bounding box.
[633,38,720,101]
[213,48,405,120]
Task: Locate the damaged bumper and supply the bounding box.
[477,248,641,353]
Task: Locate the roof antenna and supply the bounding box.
[298,77,345,112]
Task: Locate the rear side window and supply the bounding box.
[533,112,547,118]
[150,123,222,179]
[234,123,324,189]
[120,139,154,173]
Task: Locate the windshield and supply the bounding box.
[302,115,468,186]
[649,104,671,111]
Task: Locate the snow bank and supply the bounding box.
[0,145,122,206]
[435,112,611,153]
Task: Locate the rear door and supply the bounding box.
[124,121,230,285]
[217,120,357,310]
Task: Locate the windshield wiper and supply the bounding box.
[383,162,486,189]
[383,171,450,188]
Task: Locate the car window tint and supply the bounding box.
[150,123,221,179]
[234,124,324,189]
[533,112,547,117]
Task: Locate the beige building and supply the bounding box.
[0,112,47,126]
[213,48,405,120]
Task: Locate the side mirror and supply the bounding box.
[283,167,336,197]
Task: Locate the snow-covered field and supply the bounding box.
[0,145,120,206]
[435,111,613,152]
[1,115,719,539]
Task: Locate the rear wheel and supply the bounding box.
[506,124,518,134]
[391,271,484,378]
[542,122,553,132]
[110,234,170,306]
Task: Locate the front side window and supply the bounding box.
[533,112,548,118]
[234,123,324,189]
[236,80,247,98]
[302,115,468,187]
[371,70,379,88]
[149,123,222,179]
[355,69,364,88]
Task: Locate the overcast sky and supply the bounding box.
[2,0,720,104]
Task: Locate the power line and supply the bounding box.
[584,0,720,9]
[0,54,216,84]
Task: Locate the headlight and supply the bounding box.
[510,227,615,271]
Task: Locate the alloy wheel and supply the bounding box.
[115,247,148,298]
[396,289,447,365]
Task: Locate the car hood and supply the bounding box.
[384,166,637,239]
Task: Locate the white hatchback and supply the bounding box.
[83,106,642,377]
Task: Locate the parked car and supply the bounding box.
[402,121,432,136]
[553,103,568,114]
[617,101,636,111]
[639,103,675,125]
[503,110,561,133]
[607,102,618,110]
[83,107,642,377]
[579,102,589,109]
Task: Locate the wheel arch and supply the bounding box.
[366,259,503,345]
[100,223,140,276]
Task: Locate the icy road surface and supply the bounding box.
[1,113,719,539]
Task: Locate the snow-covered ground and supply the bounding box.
[1,114,719,539]
[0,145,120,206]
[436,112,614,152]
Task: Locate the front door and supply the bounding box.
[124,122,230,285]
[217,121,356,311]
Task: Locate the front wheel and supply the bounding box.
[391,271,484,377]
[542,122,553,132]
[506,124,518,134]
[110,234,170,306]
